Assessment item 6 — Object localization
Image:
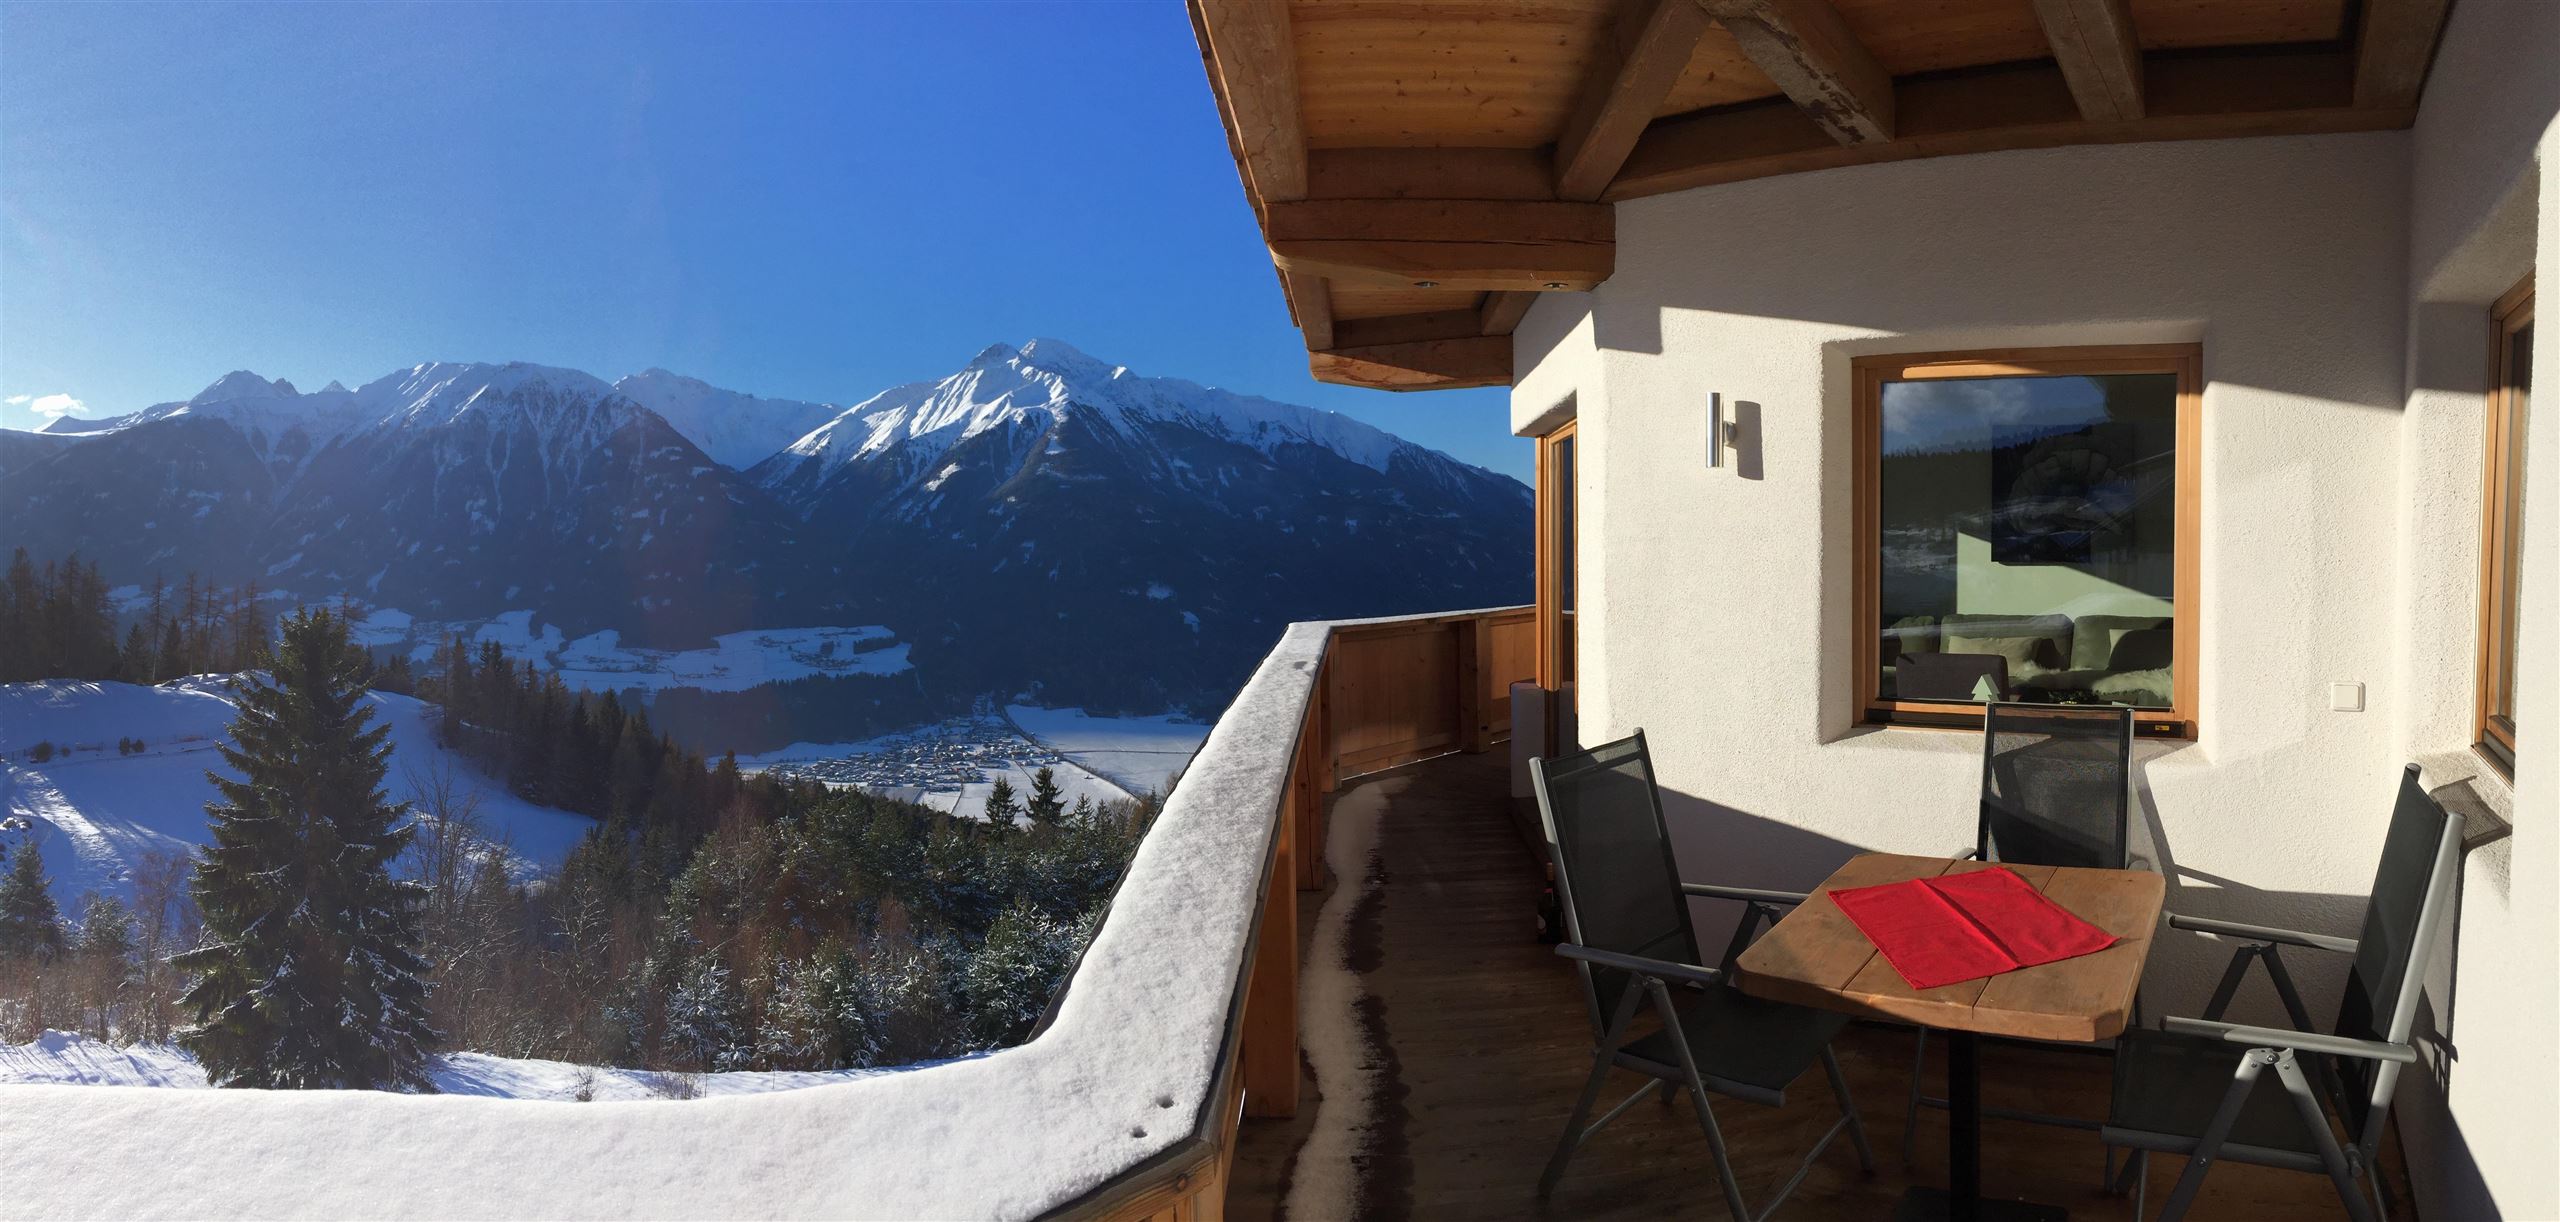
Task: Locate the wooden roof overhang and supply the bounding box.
[1190,0,2454,391]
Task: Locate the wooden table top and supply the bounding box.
[1731,853,2165,1043]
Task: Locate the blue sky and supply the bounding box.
[0,2,1528,480]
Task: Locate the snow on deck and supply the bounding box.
[0,616,1371,1220]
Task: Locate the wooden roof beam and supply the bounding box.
[1610,49,2398,202]
[1284,271,1334,351]
[1192,0,1306,205]
[2033,0,2144,123]
[1478,291,1538,337]
[1556,0,1718,201]
[1705,0,1895,145]
[1310,336,1513,392]
[1266,200,1614,293]
[2353,0,2453,110]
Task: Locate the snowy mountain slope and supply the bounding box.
[611,369,841,469]
[0,342,1531,714]
[0,678,597,906]
[749,338,1478,521]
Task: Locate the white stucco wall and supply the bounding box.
[1517,77,2557,1217]
[2387,3,2560,1215]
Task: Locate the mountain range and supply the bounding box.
[2,340,1531,718]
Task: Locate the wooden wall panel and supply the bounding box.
[1328,621,1463,775]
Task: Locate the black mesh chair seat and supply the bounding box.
[1619,989,1854,1103]
[2099,766,2469,1222]
[1903,703,2138,1162]
[1530,730,1874,1218]
[2105,1029,2327,1165]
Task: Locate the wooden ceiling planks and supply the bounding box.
[1195,0,2445,391]
[1290,0,1620,149]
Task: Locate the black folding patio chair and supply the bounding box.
[2100,764,2463,1222]
[1903,703,2137,1158]
[1530,730,1875,1220]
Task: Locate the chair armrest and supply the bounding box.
[1556,943,1725,989]
[1680,883,1809,906]
[2168,912,2358,954]
[2162,1016,2417,1065]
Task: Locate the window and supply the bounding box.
[1536,420,1577,691]
[2477,274,2533,775]
[1853,345,2201,735]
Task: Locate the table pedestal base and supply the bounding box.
[1889,1187,2070,1221]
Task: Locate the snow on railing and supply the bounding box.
[0,607,1533,1220]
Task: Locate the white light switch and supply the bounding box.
[2329,682,2365,712]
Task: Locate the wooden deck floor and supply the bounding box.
[1226,750,2400,1222]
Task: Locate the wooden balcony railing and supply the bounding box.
[1073,605,1536,1221]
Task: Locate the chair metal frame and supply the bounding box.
[2100,765,2464,1222]
[1903,703,2139,1161]
[1530,730,1876,1220]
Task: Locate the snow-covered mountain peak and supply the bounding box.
[610,368,841,469]
[320,380,350,394]
[1012,337,1121,381]
[351,361,618,429]
[194,371,298,403]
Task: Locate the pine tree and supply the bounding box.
[1026,766,1067,827]
[0,838,66,960]
[984,777,1022,830]
[175,607,436,1089]
[75,894,135,961]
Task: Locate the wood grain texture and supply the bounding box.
[1309,335,1513,391]
[1193,0,1308,202]
[1612,50,2393,201]
[1267,200,1614,291]
[1733,853,2165,1043]
[2034,0,2145,122]
[2352,0,2454,109]
[1281,270,1332,351]
[1477,290,1537,337]
[1709,0,1897,145]
[1554,0,1714,201]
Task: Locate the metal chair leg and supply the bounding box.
[1822,1045,1877,1173]
[1648,980,1753,1222]
[2273,1050,2376,1222]
[1901,1026,1929,1163]
[2158,1049,2275,1222]
[2129,1149,2149,1219]
[1539,983,1645,1197]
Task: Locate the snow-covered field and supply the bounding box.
[737,707,1207,822]
[0,679,596,904]
[369,608,912,694]
[1005,704,1207,797]
[0,1029,914,1101]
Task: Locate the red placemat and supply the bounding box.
[1827,866,2118,990]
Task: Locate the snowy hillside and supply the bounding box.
[0,1029,927,1101]
[0,678,596,905]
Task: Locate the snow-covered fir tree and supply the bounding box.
[1026,767,1066,827]
[175,607,437,1089]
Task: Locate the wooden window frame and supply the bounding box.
[2475,273,2533,776]
[1535,419,1577,693]
[1851,344,2204,738]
